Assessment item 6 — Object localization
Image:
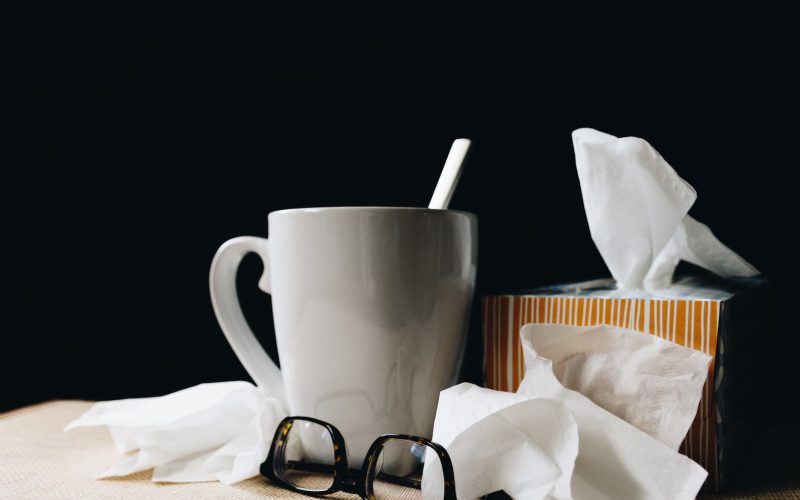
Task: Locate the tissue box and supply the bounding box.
[482,274,770,491]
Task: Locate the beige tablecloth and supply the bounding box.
[1,401,798,499]
[0,401,356,499]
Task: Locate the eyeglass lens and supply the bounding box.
[273,419,336,492]
[369,438,445,500]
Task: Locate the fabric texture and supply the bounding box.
[0,401,418,500]
[1,401,797,499]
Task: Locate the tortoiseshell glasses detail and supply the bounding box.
[261,416,457,499]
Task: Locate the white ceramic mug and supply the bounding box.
[209,207,477,463]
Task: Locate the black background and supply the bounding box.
[7,1,798,429]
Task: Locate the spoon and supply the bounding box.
[429,138,471,209]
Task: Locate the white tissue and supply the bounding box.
[430,330,708,500]
[572,128,758,290]
[65,381,286,484]
[521,323,711,450]
[424,384,578,500]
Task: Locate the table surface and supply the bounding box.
[1,401,798,500]
[0,401,408,500]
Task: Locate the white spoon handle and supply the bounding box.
[429,138,471,209]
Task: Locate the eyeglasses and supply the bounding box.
[261,416,457,499]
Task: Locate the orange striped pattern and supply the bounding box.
[483,295,721,490]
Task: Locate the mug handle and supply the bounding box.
[209,236,286,405]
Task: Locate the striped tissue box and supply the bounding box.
[482,274,770,492]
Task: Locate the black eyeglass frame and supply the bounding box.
[261,416,457,500]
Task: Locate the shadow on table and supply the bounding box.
[700,424,800,500]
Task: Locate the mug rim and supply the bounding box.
[268,206,477,218]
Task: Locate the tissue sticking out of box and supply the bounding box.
[572,128,759,291]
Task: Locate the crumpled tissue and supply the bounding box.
[65,381,286,484]
[522,322,711,450]
[425,326,709,500]
[572,128,758,290]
